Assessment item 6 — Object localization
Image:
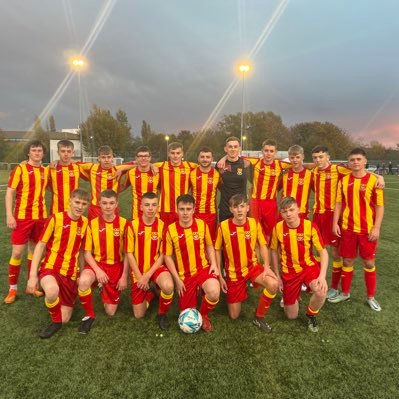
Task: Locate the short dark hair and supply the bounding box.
[25,140,46,156]
[311,145,329,154]
[176,194,195,207]
[142,191,158,201]
[100,189,118,200]
[57,139,74,150]
[135,146,151,156]
[198,146,213,155]
[261,139,277,148]
[279,196,298,210]
[348,148,367,157]
[98,145,113,156]
[229,193,248,207]
[225,136,240,145]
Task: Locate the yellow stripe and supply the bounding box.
[10,257,22,266]
[45,297,60,308]
[263,288,276,298]
[364,266,376,273]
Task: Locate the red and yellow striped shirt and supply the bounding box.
[190,167,220,214]
[270,219,325,276]
[281,168,313,215]
[215,217,266,281]
[249,158,291,200]
[131,218,165,279]
[337,173,384,234]
[40,212,88,280]
[47,163,82,214]
[8,163,48,220]
[165,218,212,280]
[125,167,160,219]
[312,164,351,214]
[84,216,133,265]
[154,161,197,213]
[79,163,124,207]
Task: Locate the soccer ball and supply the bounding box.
[178,308,203,333]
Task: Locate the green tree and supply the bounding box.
[0,129,10,162]
[141,120,152,144]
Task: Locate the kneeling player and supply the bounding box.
[215,194,278,332]
[165,194,220,332]
[127,192,174,330]
[78,190,131,334]
[26,189,90,338]
[270,197,328,332]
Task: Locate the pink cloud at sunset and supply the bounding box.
[352,124,399,148]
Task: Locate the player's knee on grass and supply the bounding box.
[284,303,299,320]
[132,303,147,319]
[61,306,73,323]
[78,270,96,291]
[227,303,241,320]
[104,304,118,316]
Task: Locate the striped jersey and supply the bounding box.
[8,163,48,220]
[249,158,291,200]
[165,218,212,280]
[47,163,82,214]
[269,219,325,276]
[312,164,351,213]
[154,161,197,213]
[84,216,133,265]
[189,167,220,214]
[215,217,266,281]
[337,173,384,234]
[40,212,88,280]
[125,167,160,219]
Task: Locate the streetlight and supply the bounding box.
[242,135,247,152]
[239,64,250,149]
[69,55,88,160]
[165,135,170,161]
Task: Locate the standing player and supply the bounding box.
[330,148,384,311]
[47,139,82,214]
[164,194,220,332]
[128,192,174,330]
[215,194,278,332]
[217,136,251,222]
[280,145,313,219]
[4,140,48,303]
[26,189,90,338]
[123,146,159,220]
[189,147,220,241]
[79,145,126,220]
[154,142,197,225]
[270,197,328,332]
[77,190,131,334]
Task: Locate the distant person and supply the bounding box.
[330,148,384,311]
[388,161,393,175]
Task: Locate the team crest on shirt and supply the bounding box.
[69,171,75,177]
[151,232,158,240]
[113,228,120,236]
[237,168,243,175]
[245,231,251,240]
[76,227,82,236]
[107,175,114,180]
[270,170,276,176]
[360,184,367,192]
[325,173,331,180]
[148,177,153,183]
[192,232,200,240]
[208,178,213,184]
[297,233,304,242]
[298,178,304,185]
[180,170,186,175]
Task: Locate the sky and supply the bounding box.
[1,0,399,147]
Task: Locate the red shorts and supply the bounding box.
[179,268,218,311]
[160,212,178,227]
[11,219,46,245]
[250,199,277,237]
[89,205,119,221]
[225,264,264,304]
[131,265,170,305]
[194,213,217,242]
[312,212,339,247]
[339,230,377,260]
[282,266,320,306]
[40,269,77,307]
[85,262,123,304]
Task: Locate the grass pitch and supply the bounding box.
[0,172,398,399]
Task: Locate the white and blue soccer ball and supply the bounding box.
[178,308,203,333]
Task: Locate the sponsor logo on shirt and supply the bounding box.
[63,224,71,229]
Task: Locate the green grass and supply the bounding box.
[0,174,398,398]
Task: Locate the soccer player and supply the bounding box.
[280,145,313,219]
[127,192,174,330]
[77,190,132,334]
[330,148,384,311]
[189,147,220,241]
[4,140,48,303]
[215,194,278,332]
[154,142,197,225]
[124,146,159,220]
[26,188,90,338]
[217,136,251,222]
[47,139,83,214]
[79,145,126,220]
[270,197,328,332]
[164,194,220,332]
